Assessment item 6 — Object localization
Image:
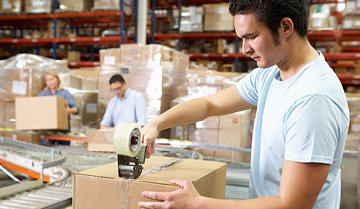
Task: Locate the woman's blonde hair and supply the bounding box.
[43,71,61,90]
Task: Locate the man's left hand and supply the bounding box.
[138,178,200,209]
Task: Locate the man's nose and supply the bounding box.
[242,40,253,55]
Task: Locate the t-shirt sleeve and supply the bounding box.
[236,68,261,106]
[283,93,346,164]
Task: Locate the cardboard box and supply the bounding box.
[73,156,226,209]
[71,68,100,90]
[86,128,115,152]
[0,0,22,14]
[15,96,69,130]
[93,0,132,15]
[73,91,98,127]
[0,68,44,102]
[15,131,41,143]
[58,0,94,12]
[25,0,52,13]
[67,51,81,62]
[99,48,122,67]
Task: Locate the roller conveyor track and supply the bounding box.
[0,138,117,209]
[0,182,72,209]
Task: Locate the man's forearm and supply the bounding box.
[196,196,288,209]
[154,98,210,132]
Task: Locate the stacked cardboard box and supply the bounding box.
[170,69,251,162]
[86,128,114,152]
[73,90,98,129]
[0,101,15,129]
[25,0,52,14]
[93,0,132,15]
[346,93,360,134]
[97,44,189,125]
[204,3,233,31]
[170,96,252,163]
[57,0,94,12]
[99,48,122,67]
[73,156,226,209]
[0,54,68,102]
[308,4,337,30]
[180,6,204,32]
[71,68,100,90]
[0,0,22,14]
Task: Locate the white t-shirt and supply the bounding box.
[237,52,349,208]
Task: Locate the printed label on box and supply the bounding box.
[86,103,97,113]
[104,56,116,65]
[12,80,27,95]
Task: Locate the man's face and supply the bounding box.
[234,14,284,68]
[110,81,127,98]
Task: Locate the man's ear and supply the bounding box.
[279,17,294,38]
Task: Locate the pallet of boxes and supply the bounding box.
[86,43,189,152]
[171,67,252,164]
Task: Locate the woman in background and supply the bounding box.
[39,71,78,145]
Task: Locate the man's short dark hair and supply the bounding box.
[109,74,126,85]
[229,0,308,44]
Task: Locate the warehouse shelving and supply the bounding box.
[147,0,360,86]
[0,0,134,62]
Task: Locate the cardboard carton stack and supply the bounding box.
[73,90,98,129]
[86,128,114,152]
[180,6,204,32]
[308,4,337,30]
[57,0,94,12]
[87,44,189,151]
[93,0,132,15]
[73,156,226,209]
[25,0,52,14]
[170,68,251,163]
[0,0,22,14]
[171,96,252,163]
[204,3,234,31]
[97,44,189,123]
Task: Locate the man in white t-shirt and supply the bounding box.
[138,0,349,209]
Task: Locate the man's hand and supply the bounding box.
[141,121,160,158]
[139,179,201,209]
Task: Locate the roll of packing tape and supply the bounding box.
[113,123,142,157]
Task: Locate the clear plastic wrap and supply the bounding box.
[98,44,190,124]
[0,53,69,102]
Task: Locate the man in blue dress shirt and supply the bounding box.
[100,74,147,129]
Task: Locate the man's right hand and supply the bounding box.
[141,121,160,158]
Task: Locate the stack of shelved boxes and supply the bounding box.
[57,0,94,12]
[170,69,252,163]
[25,0,52,13]
[0,0,22,14]
[204,3,234,31]
[180,6,204,32]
